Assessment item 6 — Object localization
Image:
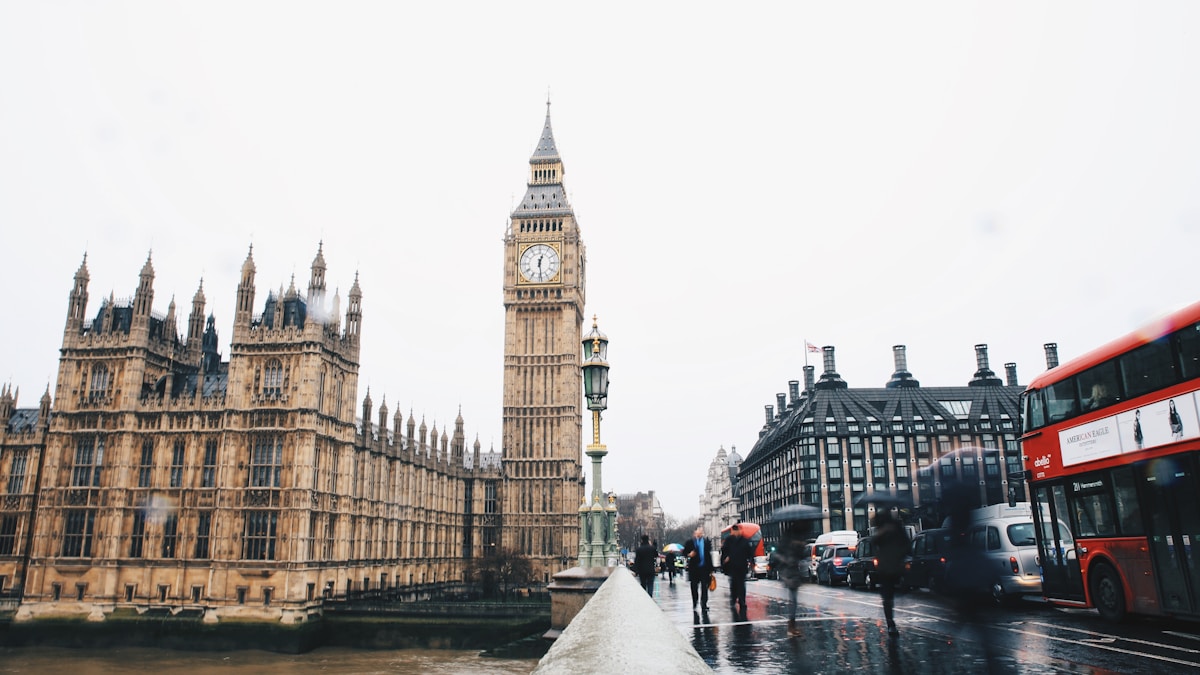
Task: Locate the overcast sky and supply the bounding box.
[3,2,1200,521]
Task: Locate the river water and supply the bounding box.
[0,646,540,674]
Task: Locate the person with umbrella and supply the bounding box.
[662,543,682,585]
[768,503,822,634]
[872,509,911,636]
[776,522,809,635]
[681,525,714,614]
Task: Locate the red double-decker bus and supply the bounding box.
[1020,300,1200,621]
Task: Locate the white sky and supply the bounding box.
[3,2,1200,521]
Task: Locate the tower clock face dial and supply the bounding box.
[519,244,561,282]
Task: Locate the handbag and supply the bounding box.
[708,575,717,591]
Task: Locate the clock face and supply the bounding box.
[519,244,561,283]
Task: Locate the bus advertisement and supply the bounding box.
[1021,300,1200,622]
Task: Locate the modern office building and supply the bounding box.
[738,344,1044,546]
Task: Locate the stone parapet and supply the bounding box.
[534,568,711,674]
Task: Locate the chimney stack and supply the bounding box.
[969,344,1002,387]
[764,405,775,425]
[776,393,787,418]
[803,365,816,392]
[815,346,848,390]
[1004,363,1019,387]
[1044,343,1059,370]
[886,344,920,388]
[788,380,800,407]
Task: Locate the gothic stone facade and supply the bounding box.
[0,246,502,624]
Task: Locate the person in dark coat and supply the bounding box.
[872,510,912,636]
[634,534,658,596]
[721,523,753,620]
[775,522,808,634]
[681,525,714,613]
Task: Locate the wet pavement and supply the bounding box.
[646,572,1200,674]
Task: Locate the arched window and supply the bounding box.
[263,359,283,398]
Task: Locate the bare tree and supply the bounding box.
[465,547,533,600]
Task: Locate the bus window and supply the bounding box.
[1078,362,1121,411]
[1111,466,1144,536]
[1046,378,1080,424]
[1177,322,1200,381]
[1120,337,1176,399]
[1022,390,1046,432]
[1071,488,1116,538]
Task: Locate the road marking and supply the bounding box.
[686,615,872,629]
[1001,625,1200,668]
[1025,621,1200,655]
[1167,631,1200,643]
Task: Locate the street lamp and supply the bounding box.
[579,316,617,567]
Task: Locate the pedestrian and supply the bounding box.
[941,476,1001,672]
[664,550,678,585]
[871,510,911,636]
[775,522,808,635]
[634,534,658,597]
[721,523,753,620]
[681,525,714,613]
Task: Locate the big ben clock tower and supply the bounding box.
[501,102,586,581]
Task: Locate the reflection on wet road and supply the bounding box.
[646,573,1200,673]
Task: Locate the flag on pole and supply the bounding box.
[805,341,820,353]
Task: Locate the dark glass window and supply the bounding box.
[61,510,95,557]
[129,512,145,557]
[1078,362,1121,411]
[1177,323,1200,381]
[194,512,211,559]
[1121,337,1176,399]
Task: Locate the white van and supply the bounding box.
[805,530,859,582]
[942,503,1041,603]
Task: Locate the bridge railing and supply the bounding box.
[532,568,712,674]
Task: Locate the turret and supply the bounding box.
[163,296,178,342]
[346,273,362,340]
[308,242,327,317]
[201,315,221,373]
[453,406,466,464]
[39,386,51,432]
[187,280,206,349]
[0,384,14,422]
[235,245,256,325]
[362,389,373,440]
[133,252,155,320]
[378,396,388,442]
[65,253,90,334]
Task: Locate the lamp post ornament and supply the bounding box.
[579,316,617,567]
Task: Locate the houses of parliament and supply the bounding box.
[0,107,588,624]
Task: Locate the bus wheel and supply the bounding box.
[1090,563,1127,622]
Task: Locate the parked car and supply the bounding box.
[846,536,877,590]
[807,530,859,583]
[904,527,952,592]
[816,545,856,586]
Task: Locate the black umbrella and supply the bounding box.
[767,504,824,523]
[852,491,913,509]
